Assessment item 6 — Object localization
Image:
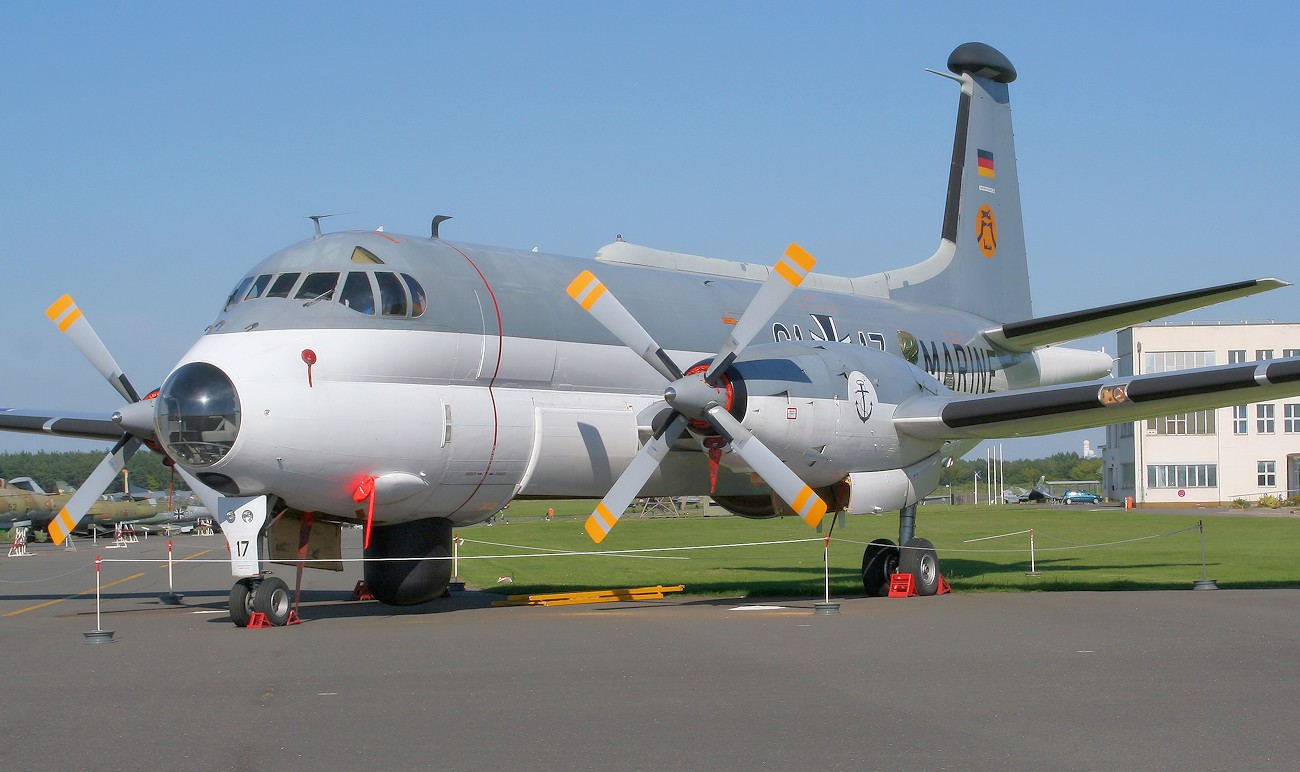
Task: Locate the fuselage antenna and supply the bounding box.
[431,215,453,239]
[307,212,357,239]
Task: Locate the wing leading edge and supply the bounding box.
[894,357,1300,441]
[0,408,124,442]
[983,279,1289,352]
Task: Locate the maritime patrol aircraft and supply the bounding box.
[4,42,1298,626]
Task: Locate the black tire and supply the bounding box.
[861,538,900,597]
[253,576,292,626]
[900,537,941,596]
[229,579,255,627]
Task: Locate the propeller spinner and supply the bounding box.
[567,243,828,543]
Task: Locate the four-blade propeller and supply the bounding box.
[568,243,827,543]
[42,295,223,543]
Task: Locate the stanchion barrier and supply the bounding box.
[84,555,114,643]
[8,526,32,557]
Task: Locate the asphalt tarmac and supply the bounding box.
[2,531,1297,771]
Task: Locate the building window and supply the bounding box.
[1119,422,1134,438]
[1147,464,1217,488]
[1233,405,1249,434]
[1257,404,1275,434]
[1256,349,1274,361]
[1228,349,1247,364]
[1144,351,1215,373]
[1258,461,1276,488]
[1286,404,1300,433]
[1284,349,1300,359]
[1150,411,1215,435]
[1121,463,1135,487]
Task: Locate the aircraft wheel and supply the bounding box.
[900,537,940,596]
[229,578,256,627]
[253,576,292,626]
[861,538,899,597]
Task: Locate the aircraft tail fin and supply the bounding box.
[856,42,1030,323]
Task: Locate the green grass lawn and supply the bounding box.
[457,500,1300,597]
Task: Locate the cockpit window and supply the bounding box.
[224,276,254,311]
[295,272,340,302]
[266,272,300,298]
[352,246,384,264]
[376,272,408,316]
[402,273,426,318]
[245,274,273,300]
[338,272,376,315]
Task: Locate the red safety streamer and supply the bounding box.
[353,477,377,549]
[703,436,727,494]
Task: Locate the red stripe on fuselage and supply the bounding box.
[444,243,505,517]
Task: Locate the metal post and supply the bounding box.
[84,556,115,643]
[814,530,839,614]
[1026,528,1041,576]
[162,539,183,604]
[449,534,466,592]
[823,532,831,603]
[1193,520,1218,590]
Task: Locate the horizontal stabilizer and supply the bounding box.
[0,408,124,441]
[984,278,1288,351]
[894,357,1300,441]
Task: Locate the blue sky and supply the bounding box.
[3,2,1298,459]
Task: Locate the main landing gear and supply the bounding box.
[860,503,942,597]
[229,575,292,627]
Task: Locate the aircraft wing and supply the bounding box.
[982,278,1288,352]
[893,357,1300,440]
[0,408,125,441]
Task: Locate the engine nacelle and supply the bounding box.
[722,342,948,488]
[843,454,946,514]
[1003,346,1113,389]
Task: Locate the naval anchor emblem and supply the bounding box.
[849,370,874,422]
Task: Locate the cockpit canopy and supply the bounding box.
[223,267,426,318]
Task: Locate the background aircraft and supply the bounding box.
[3,42,1298,626]
[0,476,180,532]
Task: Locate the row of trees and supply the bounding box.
[939,450,1102,489]
[2,448,1103,496]
[0,450,177,494]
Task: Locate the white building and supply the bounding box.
[1103,322,1300,506]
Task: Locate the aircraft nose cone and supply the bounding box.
[155,362,242,469]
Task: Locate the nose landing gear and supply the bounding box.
[229,575,293,627]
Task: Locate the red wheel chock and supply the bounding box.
[351,580,375,601]
[246,610,302,628]
[888,573,953,598]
